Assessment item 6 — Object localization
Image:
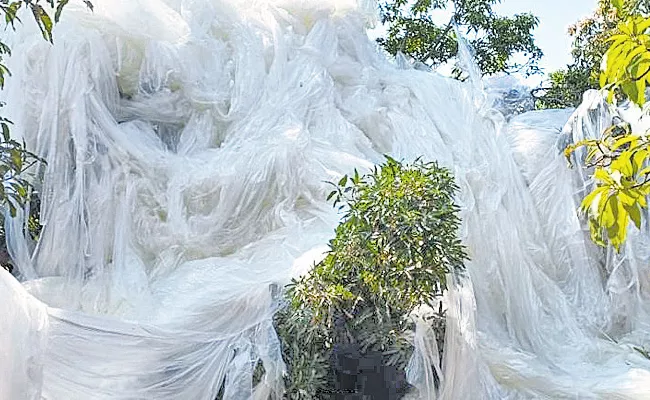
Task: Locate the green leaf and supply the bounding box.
[582,186,605,215]
[5,2,22,27]
[10,148,22,171]
[619,187,637,206]
[40,10,54,41]
[593,168,616,185]
[638,18,650,34]
[55,0,70,23]
[607,87,617,103]
[621,80,640,106]
[31,4,53,42]
[338,175,347,187]
[1,122,9,142]
[600,71,608,88]
[596,190,615,228]
[612,135,638,150]
[624,45,648,70]
[624,203,642,229]
[611,151,634,177]
[634,346,650,359]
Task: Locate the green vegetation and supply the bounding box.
[275,157,468,398]
[534,67,595,110]
[0,1,93,271]
[0,1,93,215]
[536,0,649,109]
[565,0,650,250]
[377,0,542,78]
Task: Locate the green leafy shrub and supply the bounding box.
[0,125,42,217]
[275,156,468,399]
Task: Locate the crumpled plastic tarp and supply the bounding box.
[1,0,650,399]
[484,74,536,119]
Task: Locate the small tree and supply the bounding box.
[275,157,468,399]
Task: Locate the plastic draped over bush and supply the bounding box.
[1,0,650,399]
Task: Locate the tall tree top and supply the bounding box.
[377,0,542,77]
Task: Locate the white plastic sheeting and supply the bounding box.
[1,0,650,398]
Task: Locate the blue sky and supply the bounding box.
[494,0,598,84]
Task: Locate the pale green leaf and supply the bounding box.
[612,0,624,12]
[625,203,642,229]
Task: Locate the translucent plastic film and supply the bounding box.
[0,0,650,399]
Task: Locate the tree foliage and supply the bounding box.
[0,121,40,218]
[600,13,650,104]
[275,157,468,398]
[377,0,542,77]
[536,0,649,109]
[565,0,650,251]
[534,66,595,109]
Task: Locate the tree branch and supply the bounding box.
[419,16,456,65]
